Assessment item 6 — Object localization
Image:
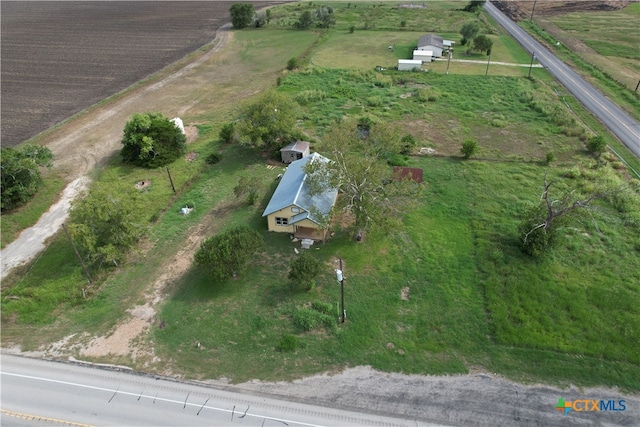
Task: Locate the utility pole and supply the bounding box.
[336,259,345,323]
[530,0,537,22]
[166,167,176,194]
[528,52,536,79]
[485,52,491,76]
[445,49,452,75]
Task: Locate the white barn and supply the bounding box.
[398,59,423,71]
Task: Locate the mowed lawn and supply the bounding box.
[311,30,538,77]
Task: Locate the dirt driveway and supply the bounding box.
[0,26,232,278]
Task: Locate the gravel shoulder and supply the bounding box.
[226,366,639,426]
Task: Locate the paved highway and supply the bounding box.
[485,1,640,159]
[0,355,436,427]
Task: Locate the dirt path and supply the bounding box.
[0,26,232,279]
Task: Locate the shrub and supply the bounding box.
[292,308,334,331]
[193,226,265,281]
[230,3,254,29]
[295,90,326,105]
[219,122,236,144]
[545,152,555,165]
[1,145,53,211]
[120,112,186,168]
[387,154,409,166]
[286,57,299,70]
[400,134,417,155]
[276,334,298,352]
[311,301,334,316]
[206,153,221,165]
[586,134,607,157]
[366,95,383,107]
[288,252,321,290]
[461,139,478,159]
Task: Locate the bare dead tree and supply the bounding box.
[523,174,607,244]
[519,172,620,257]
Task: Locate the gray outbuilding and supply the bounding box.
[280,141,310,164]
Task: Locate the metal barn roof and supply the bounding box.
[262,153,338,226]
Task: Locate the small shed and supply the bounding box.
[280,141,310,164]
[393,166,423,183]
[412,50,433,63]
[398,59,423,71]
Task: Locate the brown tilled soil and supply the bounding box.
[0,1,274,148]
[492,1,632,22]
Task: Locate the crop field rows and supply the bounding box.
[0,1,274,147]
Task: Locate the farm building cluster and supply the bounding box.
[398,34,455,71]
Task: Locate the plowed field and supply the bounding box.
[1,1,272,147]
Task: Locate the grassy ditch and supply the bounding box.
[2,4,639,391]
[520,11,640,120]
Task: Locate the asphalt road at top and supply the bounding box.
[484,1,640,159]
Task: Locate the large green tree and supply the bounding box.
[120,112,186,168]
[1,144,53,211]
[230,3,254,29]
[472,35,493,54]
[237,91,299,156]
[463,0,486,12]
[460,21,480,52]
[68,184,146,267]
[194,226,265,281]
[304,118,421,239]
[296,10,313,29]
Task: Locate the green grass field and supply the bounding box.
[2,2,639,392]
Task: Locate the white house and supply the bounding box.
[417,34,454,58]
[412,50,433,63]
[398,59,423,71]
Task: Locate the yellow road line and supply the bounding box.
[0,409,95,427]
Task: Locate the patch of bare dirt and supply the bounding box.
[184,125,199,143]
[77,220,209,366]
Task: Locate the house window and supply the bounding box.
[291,207,300,213]
[275,217,289,226]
